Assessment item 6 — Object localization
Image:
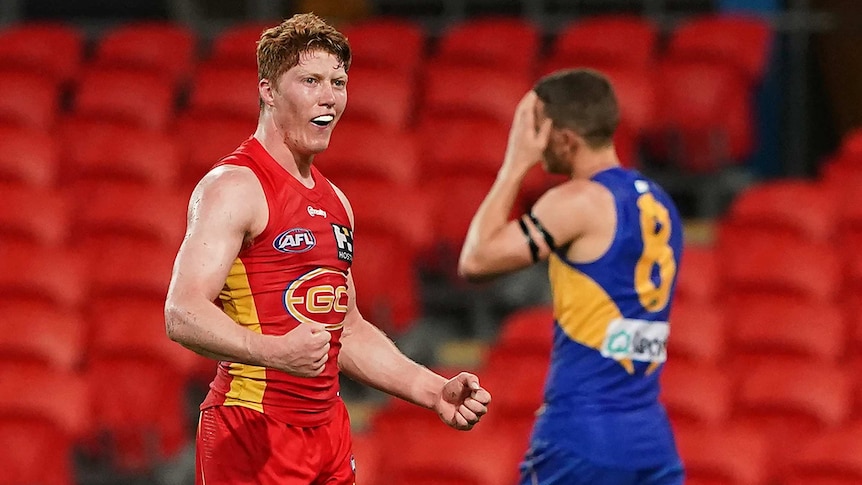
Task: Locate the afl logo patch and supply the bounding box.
[273,228,316,253]
[283,268,348,330]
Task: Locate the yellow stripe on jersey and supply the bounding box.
[219,257,266,412]
[548,253,635,374]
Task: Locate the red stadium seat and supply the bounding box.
[661,361,733,426]
[316,122,420,186]
[674,245,718,303]
[719,230,841,302]
[0,22,84,82]
[421,65,531,126]
[62,120,182,188]
[674,423,770,485]
[341,18,425,76]
[186,62,260,122]
[90,297,199,374]
[350,232,420,333]
[433,17,540,76]
[0,365,90,436]
[734,360,855,475]
[847,250,862,297]
[370,401,531,485]
[335,179,433,254]
[0,419,78,485]
[0,126,61,188]
[423,175,498,261]
[208,22,271,68]
[725,180,837,243]
[174,116,254,186]
[728,296,846,366]
[667,14,773,86]
[837,171,862,255]
[668,300,726,364]
[83,356,190,472]
[847,295,862,362]
[84,298,194,472]
[72,66,177,130]
[339,66,415,130]
[0,126,59,188]
[0,70,61,130]
[481,351,549,419]
[0,185,70,246]
[92,21,197,85]
[785,423,862,484]
[0,366,91,485]
[381,422,523,485]
[83,241,178,301]
[351,432,384,485]
[0,301,86,371]
[545,15,658,72]
[647,59,754,172]
[603,66,657,136]
[0,242,87,310]
[71,183,187,248]
[417,118,508,180]
[495,304,554,356]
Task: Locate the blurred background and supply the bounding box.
[1,0,861,484]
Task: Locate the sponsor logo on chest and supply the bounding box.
[273,228,316,253]
[601,318,669,363]
[283,268,348,330]
[331,223,354,262]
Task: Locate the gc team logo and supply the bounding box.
[283,268,348,330]
[273,228,316,253]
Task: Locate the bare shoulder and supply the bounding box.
[538,178,614,213]
[194,165,261,200]
[188,165,267,236]
[529,178,616,248]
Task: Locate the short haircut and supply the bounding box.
[256,13,352,86]
[533,69,620,149]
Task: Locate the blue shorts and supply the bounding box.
[518,439,684,485]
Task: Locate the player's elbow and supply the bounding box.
[164,299,191,345]
[457,254,491,282]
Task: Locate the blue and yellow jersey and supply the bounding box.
[532,167,684,469]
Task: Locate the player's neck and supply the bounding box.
[571,145,620,180]
[253,119,315,184]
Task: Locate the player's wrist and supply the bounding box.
[409,367,448,410]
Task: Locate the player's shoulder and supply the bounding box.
[543,177,613,210]
[190,164,265,214]
[198,164,260,193]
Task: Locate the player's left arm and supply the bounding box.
[458,91,556,281]
[458,180,597,280]
[329,181,491,430]
[338,273,490,429]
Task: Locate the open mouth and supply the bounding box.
[311,115,334,127]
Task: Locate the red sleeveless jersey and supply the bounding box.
[201,137,354,427]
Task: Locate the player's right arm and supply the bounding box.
[164,166,331,377]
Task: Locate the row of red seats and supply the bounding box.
[0,308,197,485]
[0,15,771,91]
[0,13,772,178]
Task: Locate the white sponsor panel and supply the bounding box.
[601,318,669,363]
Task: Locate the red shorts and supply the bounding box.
[196,402,355,485]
